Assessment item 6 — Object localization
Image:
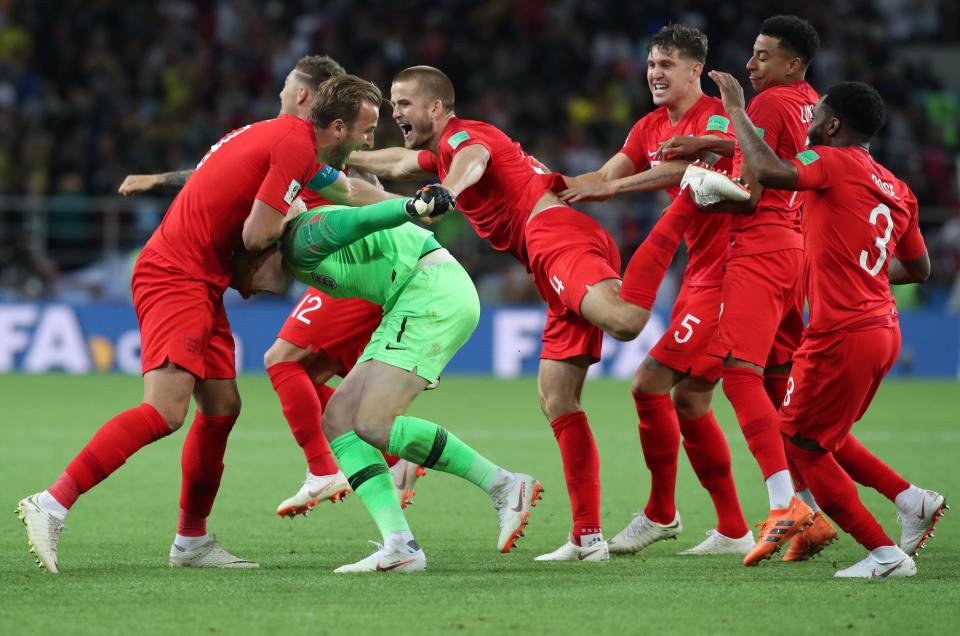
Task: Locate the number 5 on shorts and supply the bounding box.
[674,313,701,344]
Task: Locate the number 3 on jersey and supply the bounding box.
[674,313,701,344]
[290,294,323,325]
[860,203,893,276]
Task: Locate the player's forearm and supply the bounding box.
[348,148,426,181]
[442,145,490,198]
[695,136,736,158]
[889,253,931,284]
[727,108,797,190]
[343,177,404,206]
[608,161,687,194]
[151,170,194,194]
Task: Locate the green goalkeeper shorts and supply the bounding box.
[357,256,480,383]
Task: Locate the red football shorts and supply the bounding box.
[708,248,804,367]
[277,288,383,375]
[779,323,900,452]
[133,248,236,379]
[650,284,723,382]
[525,206,622,361]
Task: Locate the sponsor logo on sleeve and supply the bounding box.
[795,150,821,166]
[284,179,302,205]
[447,131,471,150]
[705,115,731,133]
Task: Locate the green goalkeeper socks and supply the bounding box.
[330,432,409,536]
[387,415,502,493]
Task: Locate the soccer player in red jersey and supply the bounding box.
[644,16,823,565]
[120,57,420,515]
[350,65,661,561]
[559,25,752,556]
[711,73,944,577]
[16,74,390,573]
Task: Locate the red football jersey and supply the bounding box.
[789,145,925,333]
[620,94,734,287]
[146,115,317,290]
[416,117,563,267]
[730,80,820,258]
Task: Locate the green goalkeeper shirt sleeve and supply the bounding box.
[287,199,410,264]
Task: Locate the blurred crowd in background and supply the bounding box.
[1,0,959,309]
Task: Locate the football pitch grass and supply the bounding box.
[1,375,957,635]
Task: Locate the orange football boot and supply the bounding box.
[743,496,814,566]
[783,511,838,561]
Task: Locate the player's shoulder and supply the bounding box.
[441,117,506,153]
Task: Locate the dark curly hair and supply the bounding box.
[760,15,820,66]
[648,24,708,64]
[824,82,886,138]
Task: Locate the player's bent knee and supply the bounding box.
[263,339,311,369]
[538,392,581,421]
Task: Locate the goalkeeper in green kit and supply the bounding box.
[235,183,542,572]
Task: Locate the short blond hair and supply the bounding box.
[394,65,455,111]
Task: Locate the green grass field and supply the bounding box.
[1,375,957,635]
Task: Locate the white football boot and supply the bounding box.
[16,494,65,574]
[491,473,543,553]
[608,510,682,554]
[535,535,610,562]
[169,536,259,569]
[276,470,350,518]
[834,552,917,579]
[390,459,425,509]
[681,162,751,206]
[334,540,426,573]
[897,489,947,556]
[679,529,755,555]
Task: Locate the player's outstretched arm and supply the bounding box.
[118,170,194,196]
[316,171,404,207]
[655,134,735,161]
[348,148,432,181]
[709,70,798,191]
[564,160,691,203]
[442,144,490,198]
[889,253,930,284]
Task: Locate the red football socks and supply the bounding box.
[48,403,171,509]
[722,366,788,479]
[178,412,238,537]
[267,362,338,476]
[633,392,680,525]
[314,382,335,410]
[762,372,789,409]
[835,434,910,503]
[679,411,749,538]
[620,193,697,309]
[786,443,894,550]
[550,411,602,544]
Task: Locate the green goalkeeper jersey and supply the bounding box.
[280,199,442,308]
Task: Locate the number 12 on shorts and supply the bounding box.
[290,294,323,325]
[674,313,701,344]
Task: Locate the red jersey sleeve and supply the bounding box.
[445,126,493,158]
[894,193,926,261]
[699,112,736,142]
[788,147,832,190]
[417,150,440,174]
[255,127,316,213]
[619,119,650,172]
